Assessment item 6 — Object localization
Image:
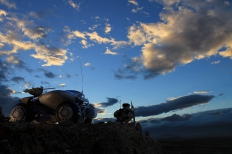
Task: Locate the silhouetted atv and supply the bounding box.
[9,87,97,124]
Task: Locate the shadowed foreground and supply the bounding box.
[158,137,232,154]
[0,118,162,154]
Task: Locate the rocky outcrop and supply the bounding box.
[0,118,162,154]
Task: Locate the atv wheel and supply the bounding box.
[9,104,33,122]
[55,102,80,123]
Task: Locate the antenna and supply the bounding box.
[78,56,84,93]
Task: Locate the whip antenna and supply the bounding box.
[78,56,84,93]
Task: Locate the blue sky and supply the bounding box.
[0,0,232,138]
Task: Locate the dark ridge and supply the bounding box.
[0,116,162,154]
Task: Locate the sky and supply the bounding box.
[0,0,232,138]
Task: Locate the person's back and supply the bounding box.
[114,103,134,123]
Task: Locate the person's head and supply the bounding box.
[122,103,130,108]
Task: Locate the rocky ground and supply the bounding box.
[0,116,162,154]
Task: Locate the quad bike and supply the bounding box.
[9,87,97,124]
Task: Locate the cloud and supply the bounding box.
[0,13,68,67]
[119,0,232,79]
[73,30,86,39]
[132,7,143,13]
[39,68,56,78]
[95,108,106,114]
[68,0,80,11]
[0,0,16,8]
[219,47,232,59]
[104,47,117,55]
[0,32,36,55]
[161,113,192,122]
[0,9,7,21]
[218,93,224,96]
[5,56,32,72]
[65,74,71,78]
[22,26,52,40]
[44,71,55,78]
[41,81,50,85]
[128,0,138,6]
[211,60,220,65]
[0,58,9,81]
[60,83,66,87]
[31,45,68,66]
[135,94,214,117]
[0,57,32,83]
[80,39,93,48]
[11,76,25,83]
[88,24,99,31]
[29,10,47,19]
[94,98,119,107]
[105,23,111,33]
[194,90,211,94]
[61,26,127,49]
[114,57,142,80]
[0,9,7,16]
[84,63,91,67]
[93,117,116,123]
[208,110,223,116]
[141,108,232,139]
[0,84,19,116]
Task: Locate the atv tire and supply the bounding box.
[9,103,33,122]
[55,102,80,123]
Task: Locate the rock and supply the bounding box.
[0,121,162,154]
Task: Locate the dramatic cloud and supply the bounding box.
[117,0,232,79]
[0,84,19,116]
[0,12,68,67]
[94,98,119,107]
[32,46,68,66]
[135,94,214,117]
[141,108,232,139]
[219,47,232,59]
[114,57,142,80]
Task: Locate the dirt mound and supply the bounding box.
[0,117,162,154]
